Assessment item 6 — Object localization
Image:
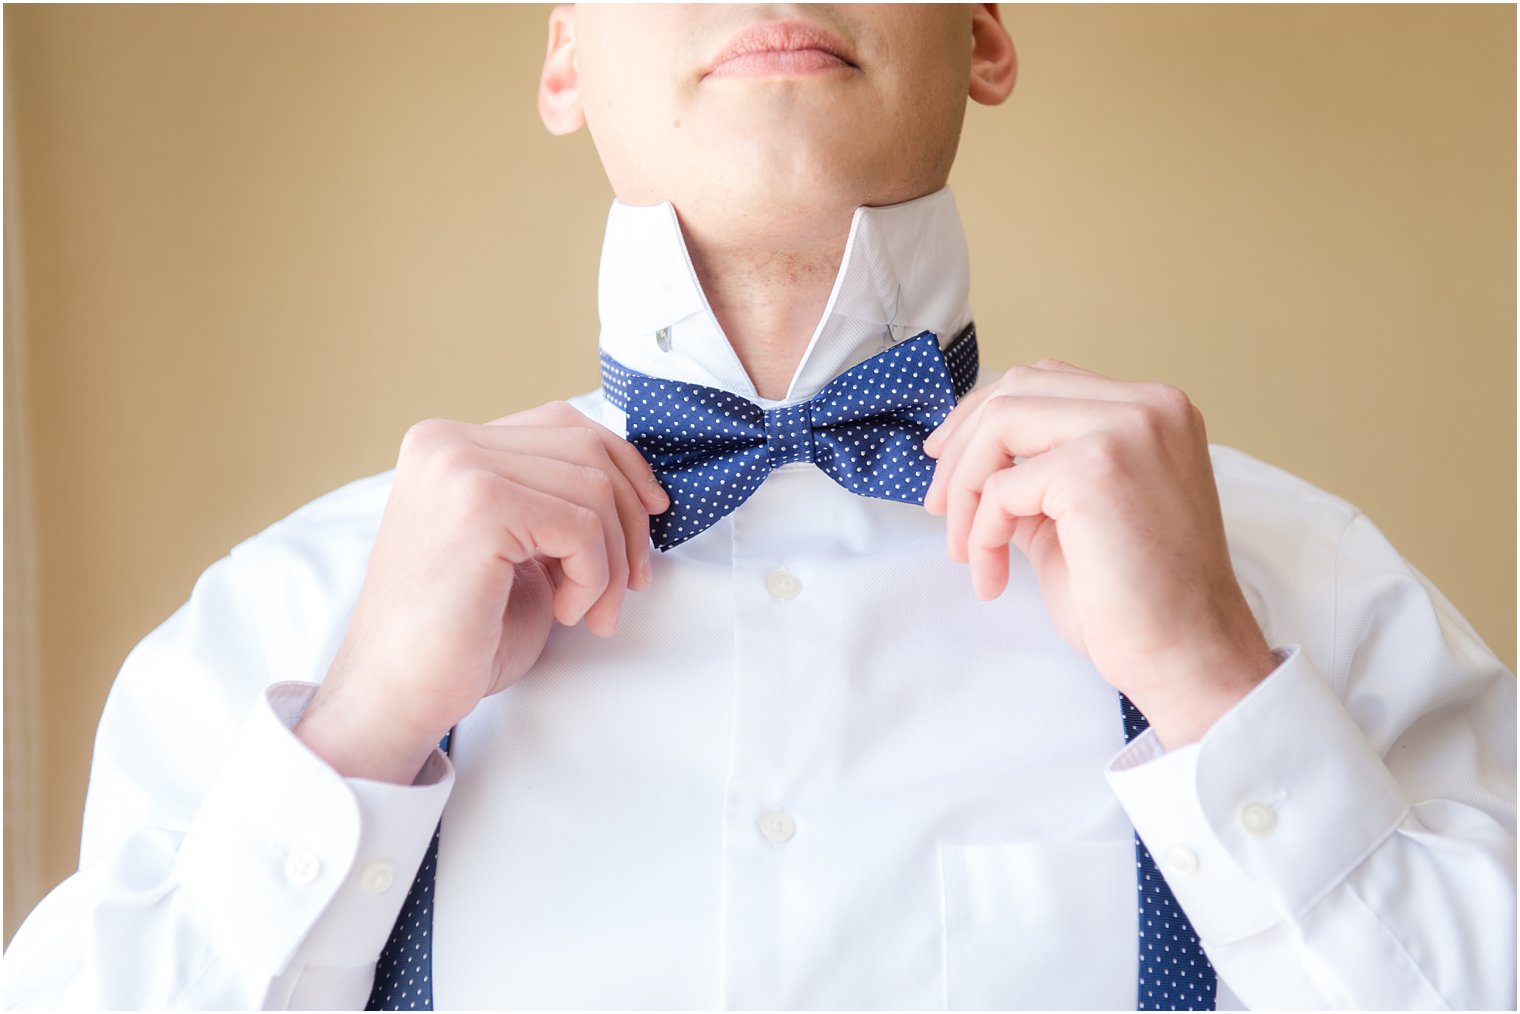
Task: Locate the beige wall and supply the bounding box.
[4,4,1513,943]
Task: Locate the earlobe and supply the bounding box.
[538,4,587,136]
[968,3,1017,106]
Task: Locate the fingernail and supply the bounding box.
[640,558,652,586]
[648,477,670,511]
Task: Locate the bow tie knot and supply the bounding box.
[601,325,979,549]
[764,402,816,468]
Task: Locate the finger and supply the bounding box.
[923,387,1004,512]
[1023,356,1109,379]
[925,360,1150,469]
[940,389,1142,560]
[943,413,1022,564]
[990,366,1174,408]
[927,361,1171,471]
[600,430,672,518]
[466,425,657,591]
[923,382,998,459]
[932,395,1160,521]
[505,439,652,590]
[478,452,632,629]
[494,480,613,633]
[569,431,659,590]
[486,403,671,515]
[966,461,1057,600]
[926,390,1008,516]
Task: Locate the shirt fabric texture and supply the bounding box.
[3,187,1515,1010]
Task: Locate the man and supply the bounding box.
[4,4,1514,1009]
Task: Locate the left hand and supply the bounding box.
[922,358,1279,748]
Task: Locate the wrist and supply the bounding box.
[295,671,450,784]
[1127,641,1280,750]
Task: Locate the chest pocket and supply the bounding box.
[940,840,1138,1009]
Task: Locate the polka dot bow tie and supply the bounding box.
[600,323,979,550]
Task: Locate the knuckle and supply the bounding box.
[1000,364,1039,386]
[550,400,590,426]
[400,418,452,455]
[1122,401,1168,441]
[567,504,603,540]
[455,469,501,512]
[1189,401,1208,432]
[982,391,1019,422]
[1081,432,1127,477]
[1146,382,1193,417]
[987,466,1017,499]
[608,541,630,577]
[566,425,601,454]
[431,441,476,475]
[579,465,614,495]
[1031,357,1072,371]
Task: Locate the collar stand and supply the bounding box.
[596,187,973,407]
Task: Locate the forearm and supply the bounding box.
[4,683,452,1010]
[1109,647,1516,1008]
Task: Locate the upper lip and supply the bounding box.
[706,20,858,75]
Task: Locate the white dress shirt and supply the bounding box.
[4,188,1514,1011]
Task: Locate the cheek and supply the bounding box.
[580,71,694,204]
[871,14,972,134]
[882,70,969,173]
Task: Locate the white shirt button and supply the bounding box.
[1240,801,1278,836]
[1164,843,1200,877]
[757,810,796,843]
[361,861,396,895]
[283,849,321,886]
[765,571,803,601]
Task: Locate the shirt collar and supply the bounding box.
[596,186,973,409]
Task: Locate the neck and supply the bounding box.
[595,187,972,411]
[679,214,852,402]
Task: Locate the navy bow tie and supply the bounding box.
[600,324,979,550]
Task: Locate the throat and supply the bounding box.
[685,237,847,402]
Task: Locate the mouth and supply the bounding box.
[705,20,859,80]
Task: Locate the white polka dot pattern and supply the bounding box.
[367,732,450,1011]
[601,325,979,550]
[1122,695,1218,1010]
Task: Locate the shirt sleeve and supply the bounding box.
[2,541,452,1010]
[1106,511,1517,1009]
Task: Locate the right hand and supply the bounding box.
[295,401,670,783]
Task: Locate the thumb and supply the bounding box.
[489,559,557,694]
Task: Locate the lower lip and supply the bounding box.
[708,48,851,79]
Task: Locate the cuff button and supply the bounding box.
[283,849,321,886]
[1164,843,1200,877]
[362,861,396,895]
[1239,801,1278,836]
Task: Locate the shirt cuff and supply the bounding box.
[175,681,453,973]
[1104,645,1409,944]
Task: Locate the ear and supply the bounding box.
[968,4,1017,106]
[538,4,586,135]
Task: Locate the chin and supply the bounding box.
[668,169,920,253]
[602,113,952,239]
[722,127,899,198]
